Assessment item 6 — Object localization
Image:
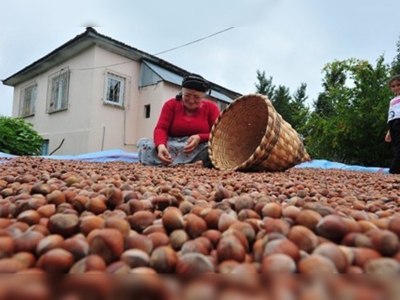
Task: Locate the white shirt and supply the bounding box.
[388,96,400,122]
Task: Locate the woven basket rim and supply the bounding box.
[209,93,308,171]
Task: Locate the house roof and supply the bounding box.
[142,60,234,103]
[2,27,241,101]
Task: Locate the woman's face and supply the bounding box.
[390,80,400,96]
[182,88,204,111]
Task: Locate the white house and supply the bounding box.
[2,27,241,156]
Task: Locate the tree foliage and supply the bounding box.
[254,34,400,168]
[391,34,400,75]
[0,116,43,155]
[254,70,309,136]
[305,57,392,166]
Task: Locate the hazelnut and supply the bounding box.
[46,190,66,206]
[0,236,15,258]
[287,225,319,253]
[297,254,338,274]
[176,253,215,274]
[169,229,189,251]
[127,211,155,233]
[125,233,153,254]
[69,254,107,273]
[261,202,282,219]
[60,235,89,261]
[312,243,349,273]
[162,207,184,232]
[364,257,400,274]
[0,258,27,273]
[36,234,64,256]
[88,228,124,264]
[295,209,322,230]
[36,248,75,273]
[261,253,296,273]
[216,235,246,263]
[150,246,177,273]
[120,249,150,268]
[47,213,79,238]
[16,209,41,226]
[105,216,131,238]
[316,214,347,242]
[79,215,106,236]
[14,230,44,253]
[185,213,208,239]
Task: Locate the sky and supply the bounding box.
[1,0,399,117]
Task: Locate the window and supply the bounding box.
[19,83,37,117]
[47,69,70,113]
[41,139,49,156]
[105,72,125,106]
[144,104,151,118]
[218,101,228,111]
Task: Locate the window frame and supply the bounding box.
[41,139,49,156]
[104,72,126,107]
[144,104,151,118]
[19,82,37,117]
[47,68,70,114]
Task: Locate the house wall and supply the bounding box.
[12,48,97,155]
[9,44,229,156]
[86,46,139,154]
[136,81,181,146]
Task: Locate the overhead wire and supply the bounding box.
[70,27,235,71]
[153,27,235,56]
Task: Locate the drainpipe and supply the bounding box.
[101,125,106,151]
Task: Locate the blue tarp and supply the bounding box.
[295,159,388,174]
[0,149,389,173]
[0,149,138,163]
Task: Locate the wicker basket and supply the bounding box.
[208,93,311,171]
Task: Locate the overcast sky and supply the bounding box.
[1,0,399,117]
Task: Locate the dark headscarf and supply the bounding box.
[182,73,210,92]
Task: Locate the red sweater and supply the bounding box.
[154,98,220,147]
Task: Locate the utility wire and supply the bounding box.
[153,27,235,56]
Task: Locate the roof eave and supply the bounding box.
[2,28,242,99]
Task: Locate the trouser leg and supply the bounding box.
[389,119,400,174]
[390,144,400,174]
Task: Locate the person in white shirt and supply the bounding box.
[385,74,400,173]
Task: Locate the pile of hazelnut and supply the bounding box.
[0,156,400,299]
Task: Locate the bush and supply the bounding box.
[0,116,43,155]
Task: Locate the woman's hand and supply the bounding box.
[385,131,392,142]
[157,144,173,164]
[183,135,201,154]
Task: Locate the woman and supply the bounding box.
[137,73,220,167]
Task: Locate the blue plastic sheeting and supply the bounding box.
[0,152,16,159]
[295,159,389,174]
[0,149,390,173]
[0,149,138,163]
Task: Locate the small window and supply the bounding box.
[218,101,228,111]
[105,72,125,106]
[144,104,151,118]
[47,69,70,113]
[20,83,37,117]
[42,139,49,156]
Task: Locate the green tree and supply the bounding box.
[255,70,275,99]
[290,83,310,134]
[255,70,310,135]
[272,85,292,123]
[305,57,392,166]
[391,34,400,75]
[0,116,43,155]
